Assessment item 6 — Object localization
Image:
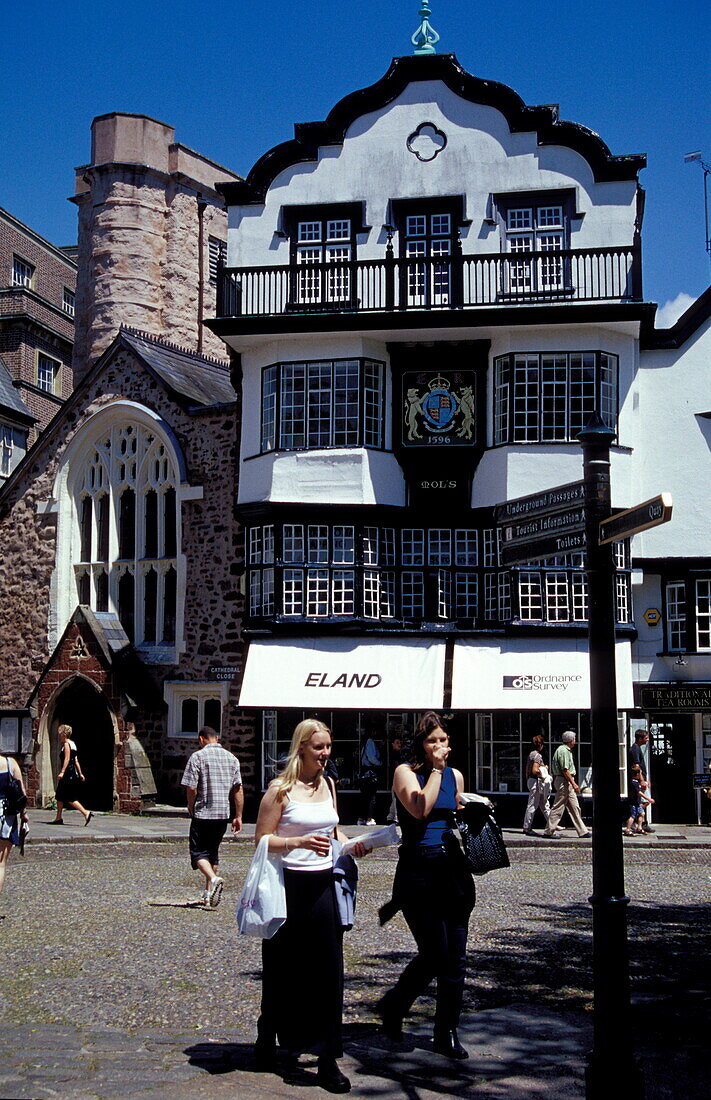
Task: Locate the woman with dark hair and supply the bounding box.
[377,711,475,1060]
[253,718,368,1093]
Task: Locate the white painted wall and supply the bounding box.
[238,334,406,505]
[228,80,637,268]
[631,317,711,559]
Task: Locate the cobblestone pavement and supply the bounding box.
[0,839,708,1098]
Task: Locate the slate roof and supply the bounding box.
[119,329,237,408]
[0,355,35,423]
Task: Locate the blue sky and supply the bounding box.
[2,0,709,314]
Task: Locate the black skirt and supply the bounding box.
[261,868,344,1057]
[55,771,83,803]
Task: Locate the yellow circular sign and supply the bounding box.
[643,608,661,626]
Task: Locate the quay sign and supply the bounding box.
[599,493,673,545]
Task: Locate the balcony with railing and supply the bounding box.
[216,244,642,321]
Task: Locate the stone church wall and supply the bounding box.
[0,343,256,805]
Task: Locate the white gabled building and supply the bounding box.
[208,49,710,825]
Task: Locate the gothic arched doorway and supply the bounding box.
[50,678,116,811]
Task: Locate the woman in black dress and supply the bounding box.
[378,712,475,1060]
[51,724,93,825]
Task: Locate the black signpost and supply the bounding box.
[497,419,674,1098]
[577,415,644,1097]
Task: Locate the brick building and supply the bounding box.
[0,206,77,475]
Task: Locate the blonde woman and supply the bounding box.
[51,725,93,825]
[253,719,367,1094]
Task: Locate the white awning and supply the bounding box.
[452,638,633,710]
[239,637,446,709]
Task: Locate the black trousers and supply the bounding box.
[384,845,474,1031]
[260,868,344,1057]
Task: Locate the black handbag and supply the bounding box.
[456,800,510,875]
[3,760,27,816]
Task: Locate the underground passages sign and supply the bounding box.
[238,638,447,708]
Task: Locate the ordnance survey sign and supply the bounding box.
[496,481,586,567]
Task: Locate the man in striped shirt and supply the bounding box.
[182,727,243,907]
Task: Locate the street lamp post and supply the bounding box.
[684,151,711,274]
[578,413,644,1098]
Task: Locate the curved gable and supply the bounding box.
[220,53,645,205]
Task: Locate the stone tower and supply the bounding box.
[71,112,241,381]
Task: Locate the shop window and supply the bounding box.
[475,712,594,795]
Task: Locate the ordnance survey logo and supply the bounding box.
[503,673,583,691]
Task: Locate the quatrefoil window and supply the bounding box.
[407,122,447,162]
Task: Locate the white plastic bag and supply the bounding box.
[236,834,287,939]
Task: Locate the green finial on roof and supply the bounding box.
[411,1,440,55]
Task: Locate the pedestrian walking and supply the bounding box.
[522,734,552,834]
[50,724,93,825]
[181,726,243,908]
[377,711,475,1060]
[543,730,590,838]
[357,730,382,825]
[628,730,655,833]
[252,718,368,1093]
[0,753,28,902]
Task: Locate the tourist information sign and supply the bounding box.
[496,481,586,566]
[598,493,673,545]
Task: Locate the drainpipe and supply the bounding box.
[197,196,207,354]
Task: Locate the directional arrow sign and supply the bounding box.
[500,529,587,567]
[598,493,673,545]
[502,505,586,546]
[495,480,585,524]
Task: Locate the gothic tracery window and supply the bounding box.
[71,420,180,649]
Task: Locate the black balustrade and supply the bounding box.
[216,246,641,319]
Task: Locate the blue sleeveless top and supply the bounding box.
[397,766,458,848]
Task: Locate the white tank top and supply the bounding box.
[277,788,338,871]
